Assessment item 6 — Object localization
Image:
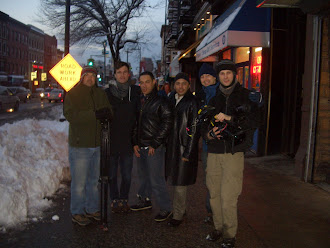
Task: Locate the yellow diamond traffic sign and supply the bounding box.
[50,53,82,92]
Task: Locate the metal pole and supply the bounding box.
[103,41,107,84]
[65,0,70,55]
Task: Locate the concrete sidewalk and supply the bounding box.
[1,155,329,248]
[242,155,330,248]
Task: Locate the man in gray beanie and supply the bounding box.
[201,59,261,248]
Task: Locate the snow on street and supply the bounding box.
[0,106,70,231]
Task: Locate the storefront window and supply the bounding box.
[235,47,249,63]
[250,47,262,91]
[222,49,231,60]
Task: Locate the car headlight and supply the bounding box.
[40,92,45,97]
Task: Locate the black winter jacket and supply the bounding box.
[165,91,199,186]
[105,84,140,155]
[201,83,261,154]
[133,88,173,149]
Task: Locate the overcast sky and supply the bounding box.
[1,0,166,75]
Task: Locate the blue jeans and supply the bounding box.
[109,152,133,200]
[69,146,100,215]
[137,146,172,212]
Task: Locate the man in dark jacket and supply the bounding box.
[166,73,199,227]
[64,66,112,226]
[104,61,140,213]
[195,63,219,224]
[202,60,261,248]
[131,71,173,222]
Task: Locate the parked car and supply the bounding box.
[32,88,45,99]
[0,86,20,112]
[8,86,30,102]
[47,89,64,103]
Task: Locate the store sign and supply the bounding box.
[252,56,262,74]
[50,53,82,92]
[196,32,228,61]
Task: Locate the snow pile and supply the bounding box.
[0,106,70,229]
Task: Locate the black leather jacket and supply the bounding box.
[165,91,199,186]
[133,88,173,149]
[201,83,261,154]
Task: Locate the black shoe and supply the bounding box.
[168,218,183,227]
[130,196,152,211]
[154,210,173,222]
[206,229,222,241]
[221,238,236,248]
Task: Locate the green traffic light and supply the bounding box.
[88,61,94,66]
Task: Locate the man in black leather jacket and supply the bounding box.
[131,71,173,222]
[165,72,199,227]
[201,60,261,248]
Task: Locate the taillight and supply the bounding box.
[47,93,50,97]
[58,93,62,97]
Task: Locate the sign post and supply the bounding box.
[50,54,82,92]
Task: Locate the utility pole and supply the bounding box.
[103,41,107,84]
[64,0,70,55]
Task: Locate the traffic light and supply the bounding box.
[87,58,95,67]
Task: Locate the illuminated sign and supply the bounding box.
[41,73,47,81]
[31,71,37,80]
[50,53,82,92]
[32,65,44,69]
[252,56,262,74]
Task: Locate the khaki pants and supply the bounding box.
[206,152,244,238]
[172,186,187,220]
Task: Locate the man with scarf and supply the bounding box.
[202,60,261,248]
[195,63,219,224]
[105,61,140,213]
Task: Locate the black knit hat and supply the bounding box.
[174,72,190,83]
[199,63,217,78]
[216,59,237,74]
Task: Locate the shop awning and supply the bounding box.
[178,38,204,61]
[196,0,271,61]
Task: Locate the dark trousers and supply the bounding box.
[109,152,133,201]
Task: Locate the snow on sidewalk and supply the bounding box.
[0,106,70,230]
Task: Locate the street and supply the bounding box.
[0,98,62,126]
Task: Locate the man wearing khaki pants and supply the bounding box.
[201,59,261,248]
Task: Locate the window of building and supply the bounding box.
[222,49,231,60]
[235,47,249,64]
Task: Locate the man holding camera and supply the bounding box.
[202,60,261,248]
[64,66,112,226]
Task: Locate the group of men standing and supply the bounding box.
[63,59,261,248]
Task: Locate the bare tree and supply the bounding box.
[39,0,151,63]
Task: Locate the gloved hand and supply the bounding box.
[95,107,113,121]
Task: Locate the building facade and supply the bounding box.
[163,0,330,183]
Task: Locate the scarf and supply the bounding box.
[110,80,130,99]
[219,79,238,96]
[203,82,219,104]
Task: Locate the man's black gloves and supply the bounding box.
[95,107,113,122]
